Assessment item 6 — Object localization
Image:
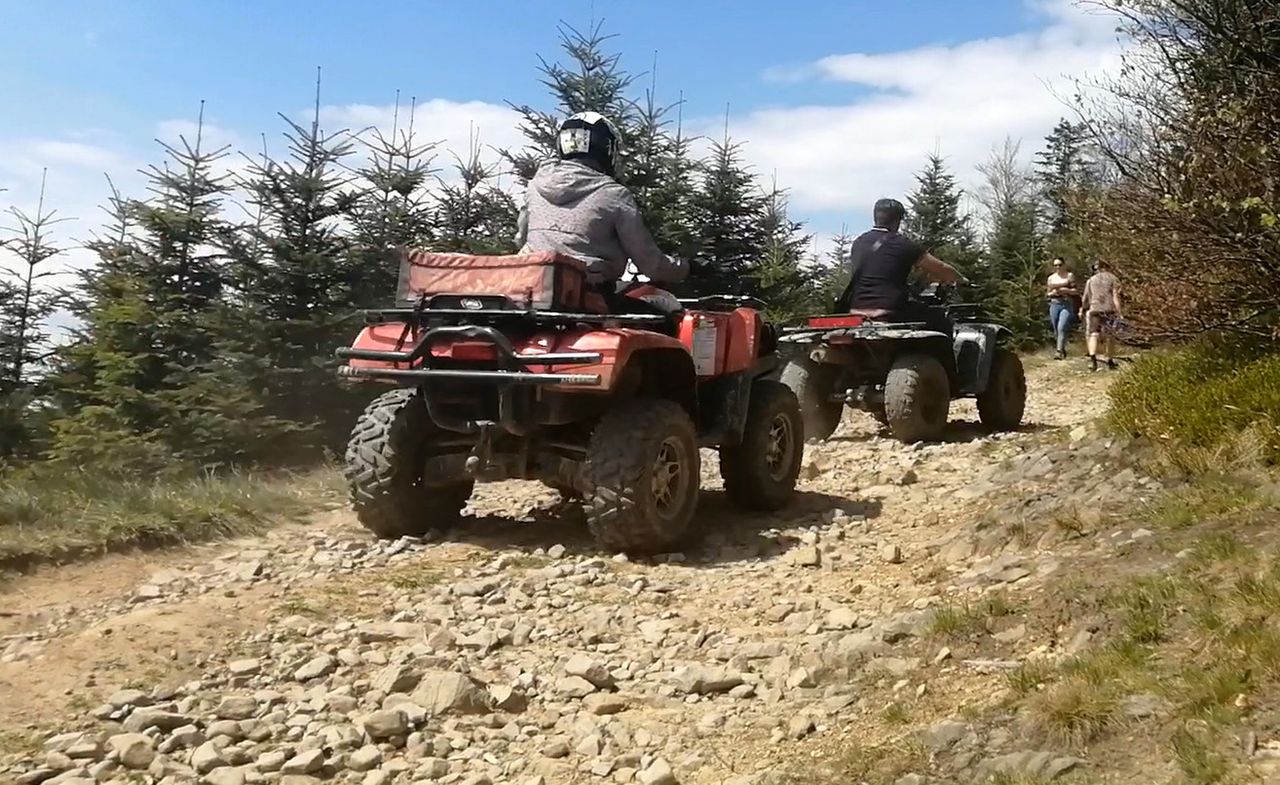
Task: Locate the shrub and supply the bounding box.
[1109,338,1280,466]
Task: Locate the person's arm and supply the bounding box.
[1112,280,1123,317]
[1079,278,1092,317]
[916,252,961,284]
[615,189,689,283]
[513,201,529,249]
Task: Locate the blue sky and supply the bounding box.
[0,0,1122,260]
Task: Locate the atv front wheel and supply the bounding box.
[721,380,803,510]
[582,399,700,554]
[780,355,843,441]
[884,353,950,443]
[345,387,474,538]
[977,348,1026,432]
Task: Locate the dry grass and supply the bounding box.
[0,465,343,570]
[765,738,929,785]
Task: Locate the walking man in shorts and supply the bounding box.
[1079,260,1123,372]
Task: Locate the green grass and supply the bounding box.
[1144,476,1267,529]
[928,592,1019,639]
[879,701,910,725]
[1028,674,1120,746]
[0,464,342,569]
[1109,338,1280,470]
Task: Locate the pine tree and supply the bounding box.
[434,132,519,255]
[813,225,854,312]
[752,181,813,320]
[0,173,68,457]
[236,74,368,449]
[504,23,639,184]
[979,140,1048,345]
[503,22,695,263]
[906,154,984,290]
[626,73,698,258]
[51,109,283,470]
[688,137,768,296]
[348,94,439,306]
[1035,119,1089,237]
[0,171,67,391]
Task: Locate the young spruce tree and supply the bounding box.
[0,173,67,456]
[238,74,368,450]
[53,108,282,470]
[348,94,438,304]
[906,154,985,293]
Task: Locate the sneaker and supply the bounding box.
[1106,359,1119,370]
[1054,350,1065,360]
[1089,355,1098,372]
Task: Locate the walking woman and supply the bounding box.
[1046,258,1078,359]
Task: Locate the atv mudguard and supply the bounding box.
[953,323,1011,396]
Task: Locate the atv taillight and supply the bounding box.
[807,315,866,328]
[434,341,499,362]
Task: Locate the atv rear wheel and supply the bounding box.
[977,348,1026,432]
[780,355,843,441]
[884,353,950,443]
[345,387,474,538]
[582,399,700,554]
[720,380,803,511]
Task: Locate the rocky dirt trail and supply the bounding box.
[1,356,1165,785]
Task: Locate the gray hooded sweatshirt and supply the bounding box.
[515,159,688,286]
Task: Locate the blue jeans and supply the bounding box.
[1049,300,1074,353]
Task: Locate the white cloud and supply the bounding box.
[704,0,1124,236]
[318,99,526,189]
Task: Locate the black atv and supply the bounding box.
[778,283,1026,443]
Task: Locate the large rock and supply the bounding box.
[979,751,1084,781]
[106,734,154,770]
[360,709,410,740]
[205,768,248,785]
[583,693,627,716]
[347,746,383,772]
[121,709,194,733]
[488,684,529,713]
[294,655,336,682]
[637,758,677,785]
[922,720,969,752]
[564,654,616,689]
[371,664,420,694]
[281,750,326,775]
[214,696,258,721]
[671,665,743,695]
[356,622,425,643]
[409,670,492,716]
[191,742,227,774]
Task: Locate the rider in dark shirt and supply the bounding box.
[835,198,962,336]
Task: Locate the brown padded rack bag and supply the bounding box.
[396,249,590,311]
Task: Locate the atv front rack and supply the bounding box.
[336,325,603,386]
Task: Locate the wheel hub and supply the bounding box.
[765,414,795,482]
[651,438,687,517]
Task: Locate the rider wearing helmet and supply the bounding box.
[515,112,688,305]
[835,198,962,336]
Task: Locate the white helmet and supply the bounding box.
[557,111,623,176]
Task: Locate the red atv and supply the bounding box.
[337,250,803,554]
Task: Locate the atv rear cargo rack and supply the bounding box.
[361,306,667,328]
[337,325,603,386]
